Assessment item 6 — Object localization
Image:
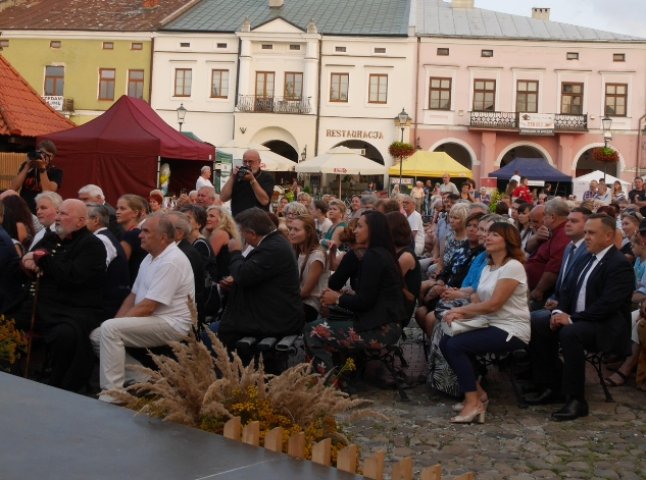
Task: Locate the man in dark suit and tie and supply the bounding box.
[524,213,633,421]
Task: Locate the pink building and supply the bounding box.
[414,0,646,186]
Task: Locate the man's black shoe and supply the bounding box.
[522,387,565,405]
[550,399,589,422]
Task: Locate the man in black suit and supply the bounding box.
[525,213,633,421]
[217,208,303,355]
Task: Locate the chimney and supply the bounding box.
[531,7,550,21]
[143,0,159,8]
[269,0,284,8]
[452,0,474,8]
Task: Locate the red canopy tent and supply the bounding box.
[39,95,215,203]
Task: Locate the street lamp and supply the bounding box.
[397,107,409,187]
[601,115,612,182]
[176,103,187,132]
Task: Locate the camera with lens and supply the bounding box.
[27,150,43,161]
[237,165,251,182]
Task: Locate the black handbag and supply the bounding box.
[326,305,357,322]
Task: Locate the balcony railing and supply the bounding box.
[469,111,588,132]
[237,95,312,114]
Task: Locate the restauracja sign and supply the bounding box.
[326,129,384,139]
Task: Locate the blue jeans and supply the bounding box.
[440,326,526,393]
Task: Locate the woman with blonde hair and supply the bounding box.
[320,199,347,250]
[116,193,148,285]
[205,205,240,281]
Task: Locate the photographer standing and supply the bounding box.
[220,149,274,217]
[11,140,62,213]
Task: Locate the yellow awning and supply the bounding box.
[388,151,472,178]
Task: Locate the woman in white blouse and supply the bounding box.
[441,222,530,424]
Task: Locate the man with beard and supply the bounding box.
[20,199,106,391]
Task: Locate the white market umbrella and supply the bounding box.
[295,146,386,197]
[218,141,296,172]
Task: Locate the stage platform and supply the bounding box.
[0,373,359,480]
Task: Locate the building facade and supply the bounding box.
[153,0,415,190]
[0,0,192,125]
[414,0,646,183]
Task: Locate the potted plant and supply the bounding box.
[591,146,619,163]
[0,315,27,372]
[388,141,415,159]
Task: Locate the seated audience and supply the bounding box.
[525,199,570,310]
[305,211,405,375]
[288,214,328,323]
[2,194,35,256]
[116,194,148,286]
[166,211,207,325]
[440,222,530,424]
[91,213,195,402]
[524,214,633,421]
[29,191,63,249]
[320,199,348,250]
[217,208,304,352]
[78,184,122,239]
[86,203,130,320]
[386,211,422,322]
[0,200,22,315]
[416,212,485,335]
[20,199,106,391]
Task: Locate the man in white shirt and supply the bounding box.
[196,166,214,191]
[401,195,425,256]
[91,213,195,402]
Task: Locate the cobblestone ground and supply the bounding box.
[342,364,646,480]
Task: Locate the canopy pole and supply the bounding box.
[156,156,161,189]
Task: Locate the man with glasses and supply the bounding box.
[11,140,62,213]
[220,149,274,217]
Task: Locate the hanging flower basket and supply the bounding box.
[591,147,619,163]
[388,141,415,159]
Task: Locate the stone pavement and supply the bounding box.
[342,368,646,480]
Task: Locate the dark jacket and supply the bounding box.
[329,246,406,331]
[33,227,106,390]
[177,239,206,322]
[96,228,130,320]
[559,246,634,354]
[0,226,22,314]
[219,230,303,338]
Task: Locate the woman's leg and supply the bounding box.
[440,327,525,395]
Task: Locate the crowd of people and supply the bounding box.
[1,143,645,424]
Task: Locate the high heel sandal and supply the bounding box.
[452,397,489,412]
[450,404,486,424]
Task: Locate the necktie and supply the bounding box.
[575,254,596,292]
[563,243,576,273]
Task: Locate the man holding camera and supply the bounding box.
[11,140,62,213]
[220,149,274,217]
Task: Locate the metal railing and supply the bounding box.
[237,95,312,114]
[469,111,588,132]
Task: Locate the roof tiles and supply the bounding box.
[0,0,193,31]
[0,55,75,137]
